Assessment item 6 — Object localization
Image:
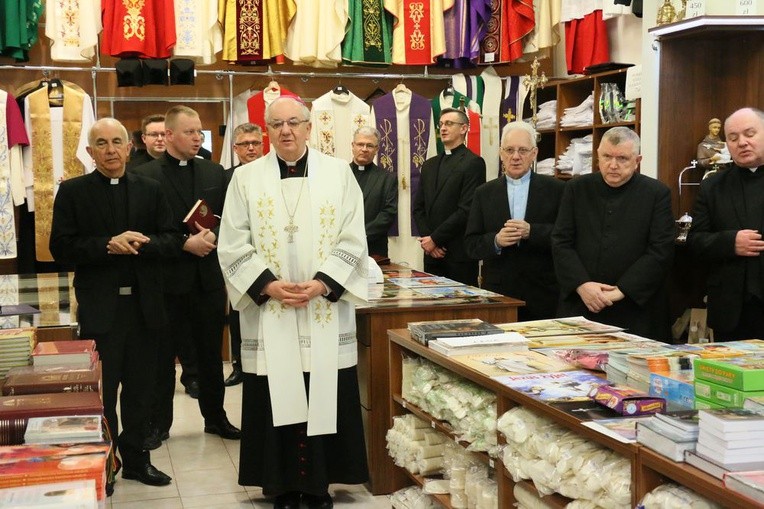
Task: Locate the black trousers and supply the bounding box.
[88,294,157,469]
[424,255,479,287]
[229,304,241,365]
[714,296,764,341]
[152,286,228,432]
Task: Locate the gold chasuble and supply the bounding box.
[28,86,86,262]
[219,0,296,62]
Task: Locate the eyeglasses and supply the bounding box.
[181,129,204,137]
[234,140,263,148]
[144,132,165,138]
[501,147,534,156]
[599,154,633,165]
[437,120,466,128]
[267,118,309,130]
[353,142,378,150]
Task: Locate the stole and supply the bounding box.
[28,85,86,262]
[342,0,393,66]
[373,92,432,235]
[0,91,17,258]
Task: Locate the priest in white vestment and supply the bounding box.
[217,97,369,509]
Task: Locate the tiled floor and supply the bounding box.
[109,364,391,508]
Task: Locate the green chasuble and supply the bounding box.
[341,0,393,67]
[0,0,43,61]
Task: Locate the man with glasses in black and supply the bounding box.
[350,126,397,258]
[552,126,675,340]
[413,107,485,285]
[465,121,565,320]
[224,122,264,387]
[127,114,166,170]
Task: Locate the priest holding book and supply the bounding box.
[50,118,179,489]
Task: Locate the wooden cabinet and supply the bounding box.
[530,69,640,179]
[387,328,758,508]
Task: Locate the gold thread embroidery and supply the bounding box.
[122,0,146,41]
[408,2,425,51]
[362,0,382,50]
[238,0,262,56]
[412,118,427,170]
[378,119,395,171]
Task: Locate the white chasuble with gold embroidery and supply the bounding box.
[173,0,222,64]
[45,0,102,62]
[284,0,347,68]
[309,90,370,163]
[0,91,18,259]
[218,149,367,435]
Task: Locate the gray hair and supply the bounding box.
[353,126,380,144]
[501,121,537,148]
[264,96,310,124]
[232,122,263,139]
[601,126,641,155]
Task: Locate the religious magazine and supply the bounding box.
[494,370,611,402]
[495,317,624,338]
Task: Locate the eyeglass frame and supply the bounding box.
[501,146,535,156]
[267,118,310,130]
[234,140,263,148]
[437,120,467,129]
[352,142,379,150]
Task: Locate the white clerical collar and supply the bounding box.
[110,178,119,185]
[278,147,308,167]
[356,164,365,171]
[179,159,188,166]
[748,166,759,172]
[444,149,452,155]
[508,171,531,186]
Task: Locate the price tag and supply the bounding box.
[686,0,706,18]
[737,0,757,15]
[401,400,407,409]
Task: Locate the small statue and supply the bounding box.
[676,212,692,243]
[676,0,687,21]
[696,117,730,170]
[656,0,677,25]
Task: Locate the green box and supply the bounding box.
[694,395,727,410]
[694,378,764,407]
[693,357,764,391]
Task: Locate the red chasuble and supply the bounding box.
[480,0,535,64]
[102,0,177,58]
[565,10,609,75]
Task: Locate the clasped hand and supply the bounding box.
[495,219,530,247]
[108,231,149,255]
[264,280,326,308]
[183,223,217,257]
[576,281,625,313]
[418,236,446,258]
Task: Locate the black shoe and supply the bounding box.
[204,417,241,440]
[274,491,301,509]
[143,428,170,450]
[106,480,115,497]
[224,364,243,386]
[122,463,172,486]
[303,492,333,509]
[184,379,200,399]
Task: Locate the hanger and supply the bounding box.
[442,79,454,98]
[363,87,386,104]
[47,78,64,107]
[393,83,410,94]
[333,80,349,95]
[266,80,280,92]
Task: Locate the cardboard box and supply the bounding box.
[694,378,764,408]
[650,372,695,411]
[590,384,666,416]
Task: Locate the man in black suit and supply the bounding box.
[465,121,565,321]
[126,114,166,170]
[350,126,397,257]
[50,118,177,488]
[132,105,241,446]
[552,127,675,340]
[413,108,486,285]
[224,122,264,388]
[688,107,764,341]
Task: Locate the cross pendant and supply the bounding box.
[284,221,299,243]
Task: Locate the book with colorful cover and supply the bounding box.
[449,350,574,377]
[407,319,504,346]
[381,268,429,279]
[0,392,103,421]
[649,371,695,411]
[387,276,465,288]
[412,286,501,298]
[495,316,624,338]
[2,365,101,396]
[0,479,97,508]
[24,415,103,444]
[723,470,764,502]
[582,416,652,443]
[31,340,97,368]
[494,370,610,402]
[694,356,764,391]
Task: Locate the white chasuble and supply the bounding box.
[0,92,17,258]
[309,90,371,162]
[173,0,223,64]
[45,0,102,62]
[220,89,256,168]
[523,0,562,59]
[284,0,347,68]
[218,149,367,435]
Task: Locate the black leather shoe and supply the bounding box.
[184,379,200,399]
[122,463,172,486]
[204,417,241,440]
[273,491,301,509]
[143,428,170,450]
[303,492,333,509]
[224,364,243,386]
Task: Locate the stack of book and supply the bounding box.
[2,364,101,396]
[635,410,699,461]
[407,318,503,346]
[694,355,764,409]
[695,409,764,466]
[723,470,764,504]
[0,329,35,378]
[31,340,98,368]
[24,415,103,445]
[428,332,528,357]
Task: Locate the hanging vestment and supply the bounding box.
[246,84,300,156]
[0,0,43,62]
[45,0,102,62]
[219,0,295,63]
[384,0,454,65]
[101,0,176,58]
[430,90,481,156]
[370,86,435,269]
[23,83,94,261]
[341,0,393,66]
[0,90,28,259]
[309,90,371,162]
[437,0,490,68]
[221,89,256,168]
[453,67,502,178]
[480,0,535,64]
[522,0,561,60]
[172,0,222,64]
[284,0,347,68]
[561,0,610,74]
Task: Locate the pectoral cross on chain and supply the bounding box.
[284,221,299,243]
